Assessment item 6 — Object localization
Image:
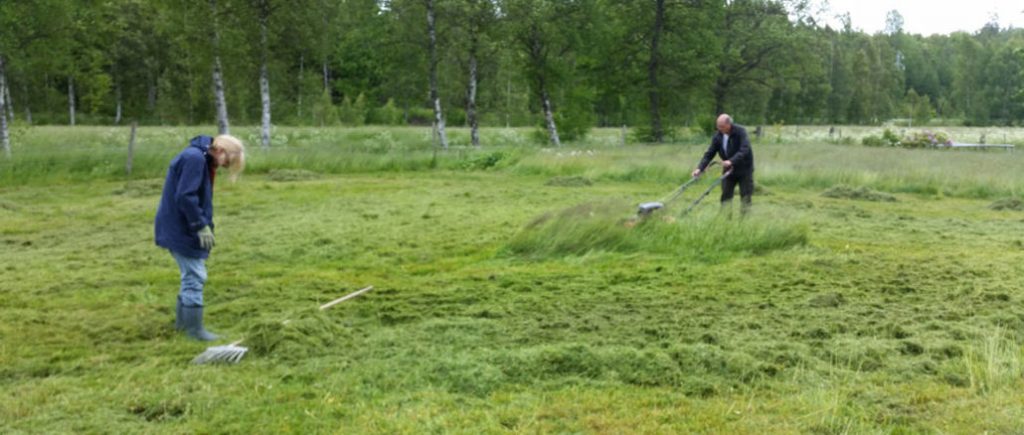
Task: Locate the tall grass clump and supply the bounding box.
[502,201,807,260]
[961,328,1023,394]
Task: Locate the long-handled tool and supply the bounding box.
[191,285,374,365]
[680,170,732,216]
[636,162,718,217]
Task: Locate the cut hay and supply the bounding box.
[821,185,897,202]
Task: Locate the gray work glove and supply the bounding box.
[198,226,215,250]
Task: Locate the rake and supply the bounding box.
[636,162,719,217]
[680,169,732,216]
[191,285,374,365]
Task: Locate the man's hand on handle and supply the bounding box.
[721,160,733,170]
[691,168,702,178]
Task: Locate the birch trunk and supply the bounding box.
[541,86,560,147]
[68,76,76,126]
[258,1,271,150]
[3,77,14,124]
[467,40,480,147]
[0,55,9,158]
[114,81,123,125]
[647,0,665,143]
[426,0,448,150]
[322,61,329,92]
[211,0,230,134]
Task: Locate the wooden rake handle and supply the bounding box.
[281,285,375,326]
[319,285,374,311]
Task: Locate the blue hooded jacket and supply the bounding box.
[155,136,215,259]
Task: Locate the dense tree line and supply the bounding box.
[1,0,1023,151]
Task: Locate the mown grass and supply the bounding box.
[2,126,1024,433]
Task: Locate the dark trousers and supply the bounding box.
[720,172,754,214]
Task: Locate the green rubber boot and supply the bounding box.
[180,305,219,341]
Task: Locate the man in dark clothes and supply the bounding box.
[692,114,755,214]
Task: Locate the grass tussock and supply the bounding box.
[821,185,898,202]
[988,198,1024,211]
[502,201,808,260]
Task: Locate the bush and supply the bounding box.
[902,130,953,148]
[367,98,404,125]
[407,107,434,126]
[862,129,901,147]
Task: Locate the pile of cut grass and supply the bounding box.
[988,197,1024,211]
[822,185,897,202]
[502,201,808,260]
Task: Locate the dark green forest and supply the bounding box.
[1,0,1023,144]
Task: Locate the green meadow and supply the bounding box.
[2,126,1023,433]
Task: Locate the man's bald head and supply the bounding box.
[716,114,733,134]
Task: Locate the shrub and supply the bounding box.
[862,129,901,147]
[902,130,953,148]
[367,98,404,125]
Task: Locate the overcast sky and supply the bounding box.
[822,0,1024,35]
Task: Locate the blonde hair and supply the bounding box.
[211,134,246,181]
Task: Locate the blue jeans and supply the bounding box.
[170,250,207,307]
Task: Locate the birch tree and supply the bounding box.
[425,0,449,149]
[255,0,276,149]
[0,55,9,158]
[210,0,230,134]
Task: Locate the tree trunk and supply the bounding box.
[647,0,665,143]
[126,121,137,176]
[147,73,157,114]
[0,55,9,158]
[526,26,560,147]
[211,0,230,134]
[68,76,76,126]
[467,40,480,147]
[22,83,31,124]
[713,77,727,116]
[258,1,271,150]
[3,76,13,124]
[114,81,123,125]
[297,53,304,119]
[426,0,449,149]
[322,60,329,92]
[540,85,560,147]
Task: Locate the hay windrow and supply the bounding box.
[265,168,321,182]
[821,185,897,202]
[503,201,808,259]
[988,197,1024,211]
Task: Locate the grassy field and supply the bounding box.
[2,126,1024,433]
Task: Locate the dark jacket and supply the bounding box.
[155,136,215,259]
[698,124,754,177]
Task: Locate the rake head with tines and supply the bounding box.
[192,340,248,364]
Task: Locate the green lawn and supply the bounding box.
[1,126,1023,433]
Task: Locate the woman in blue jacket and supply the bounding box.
[155,134,245,341]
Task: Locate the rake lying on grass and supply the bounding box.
[191,285,374,365]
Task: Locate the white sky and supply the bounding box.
[822,0,1024,35]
